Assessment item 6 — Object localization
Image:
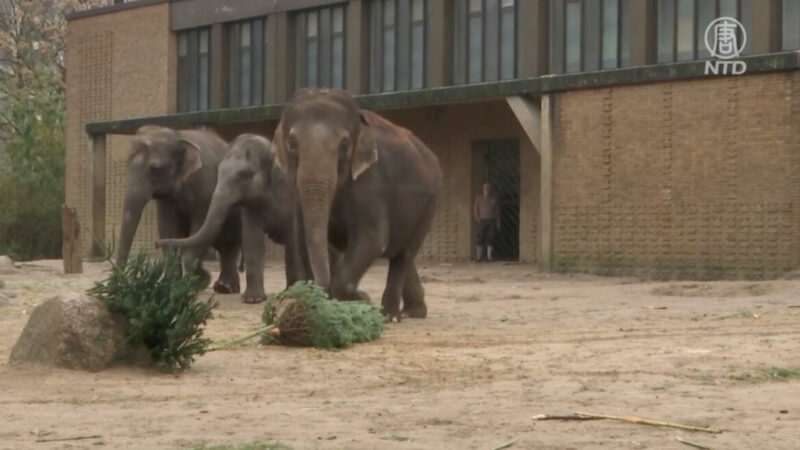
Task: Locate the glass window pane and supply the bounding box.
[500,6,515,79]
[676,0,693,61]
[241,48,250,106]
[657,0,674,62]
[453,0,467,84]
[783,0,800,50]
[468,14,482,82]
[319,8,331,87]
[397,0,411,91]
[199,53,209,110]
[565,1,581,73]
[384,0,396,24]
[241,22,251,47]
[720,0,737,18]
[383,26,395,90]
[696,0,714,59]
[333,6,344,33]
[602,0,618,69]
[307,11,318,37]
[179,32,188,56]
[295,12,306,88]
[469,0,481,13]
[370,2,383,92]
[584,0,600,71]
[307,40,318,87]
[412,0,425,21]
[740,0,752,55]
[620,0,630,66]
[333,36,344,88]
[485,0,500,82]
[412,21,424,88]
[187,30,198,112]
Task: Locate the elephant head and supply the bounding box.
[157,134,274,250]
[272,89,380,290]
[115,125,205,267]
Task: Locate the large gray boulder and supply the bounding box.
[9,293,149,371]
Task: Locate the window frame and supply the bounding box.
[453,0,518,85]
[656,0,753,63]
[177,27,211,113]
[227,17,268,108]
[550,0,630,74]
[369,0,428,93]
[294,4,347,90]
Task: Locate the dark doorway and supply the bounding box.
[472,139,520,261]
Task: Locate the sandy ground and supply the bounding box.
[1,260,799,450]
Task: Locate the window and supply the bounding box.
[228,18,268,107]
[177,28,210,112]
[295,5,346,90]
[550,0,631,74]
[657,0,752,63]
[369,0,427,92]
[784,0,800,49]
[453,0,517,85]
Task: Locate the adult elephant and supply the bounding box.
[273,89,442,321]
[156,134,311,303]
[116,125,241,293]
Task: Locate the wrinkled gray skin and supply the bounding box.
[116,125,241,293]
[274,89,442,321]
[156,134,347,303]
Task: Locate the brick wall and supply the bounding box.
[552,72,800,279]
[66,3,173,257]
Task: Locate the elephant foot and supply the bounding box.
[380,306,402,323]
[402,303,427,319]
[241,292,267,304]
[213,277,240,294]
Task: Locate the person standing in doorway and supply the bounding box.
[473,182,500,262]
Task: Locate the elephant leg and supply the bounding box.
[402,263,427,319]
[241,210,267,303]
[156,200,187,253]
[382,253,410,323]
[330,235,381,302]
[283,218,309,288]
[181,219,212,289]
[214,245,241,294]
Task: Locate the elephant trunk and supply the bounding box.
[298,175,334,291]
[116,183,151,267]
[158,186,234,249]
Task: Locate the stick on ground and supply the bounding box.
[676,436,712,449]
[35,434,102,443]
[490,439,517,450]
[573,412,724,434]
[533,414,603,421]
[206,326,276,351]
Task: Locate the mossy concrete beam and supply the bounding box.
[86,51,800,136]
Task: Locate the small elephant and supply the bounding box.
[116,125,242,293]
[156,134,347,303]
[272,89,443,321]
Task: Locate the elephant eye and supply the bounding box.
[339,136,350,154]
[238,168,255,179]
[286,137,298,153]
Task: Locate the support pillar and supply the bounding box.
[540,95,554,271]
[91,133,106,258]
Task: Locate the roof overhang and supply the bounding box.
[86,51,800,135]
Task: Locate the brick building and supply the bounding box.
[66,0,800,278]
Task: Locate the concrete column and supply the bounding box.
[540,94,554,271]
[517,0,549,77]
[427,0,452,87]
[91,133,107,258]
[751,0,781,54]
[630,0,656,66]
[346,0,369,94]
[268,12,292,102]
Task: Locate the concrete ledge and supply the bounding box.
[66,0,168,21]
[86,51,800,135]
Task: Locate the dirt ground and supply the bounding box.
[1,260,799,450]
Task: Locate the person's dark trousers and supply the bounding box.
[476,219,496,261]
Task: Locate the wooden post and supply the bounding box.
[540,94,554,271]
[62,205,82,274]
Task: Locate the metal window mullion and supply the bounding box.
[672,0,677,62]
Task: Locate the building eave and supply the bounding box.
[85,51,800,135]
[66,0,170,21]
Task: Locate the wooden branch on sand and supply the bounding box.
[675,437,712,449]
[35,434,101,443]
[533,412,724,434]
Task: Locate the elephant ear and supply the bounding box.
[352,111,380,181]
[270,120,289,173]
[178,138,204,182]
